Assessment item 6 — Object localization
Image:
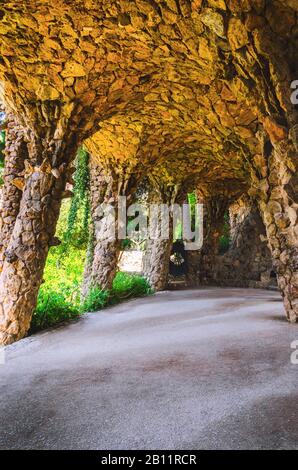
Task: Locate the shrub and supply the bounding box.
[111,272,152,303]
[81,272,153,312]
[80,285,110,313]
[31,286,80,333]
[31,269,152,333]
[44,240,85,292]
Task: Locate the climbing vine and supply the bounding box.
[64,147,90,247]
[187,192,197,233]
[219,212,231,254]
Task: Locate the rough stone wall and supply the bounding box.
[84,122,240,293]
[0,114,27,272]
[251,136,298,322]
[184,180,246,285]
[0,160,73,345]
[216,197,273,288]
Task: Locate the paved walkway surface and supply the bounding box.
[1,288,298,450]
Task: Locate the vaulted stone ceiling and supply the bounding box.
[0,0,297,187]
[85,107,250,190]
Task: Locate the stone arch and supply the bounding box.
[0,1,296,343]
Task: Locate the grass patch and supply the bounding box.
[111,272,152,303]
[30,287,80,333]
[79,272,153,314]
[32,272,152,333]
[80,286,110,313]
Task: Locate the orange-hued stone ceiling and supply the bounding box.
[0,0,297,190]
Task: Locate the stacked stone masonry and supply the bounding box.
[0,0,297,343]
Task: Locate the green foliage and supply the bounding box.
[31,287,80,333]
[121,238,133,250]
[64,147,90,247]
[32,199,86,333]
[33,199,152,332]
[188,192,197,207]
[187,192,197,233]
[219,234,230,253]
[174,192,198,240]
[111,272,153,303]
[81,273,153,313]
[0,130,4,155]
[33,271,152,334]
[43,242,85,291]
[28,147,152,333]
[174,221,182,241]
[43,200,86,288]
[80,286,110,313]
[219,212,230,254]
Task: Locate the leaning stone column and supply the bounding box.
[197,195,230,285]
[0,103,80,345]
[83,160,136,293]
[0,114,27,272]
[143,185,184,291]
[185,249,200,287]
[254,128,298,322]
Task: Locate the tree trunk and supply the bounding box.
[0,115,27,272]
[256,136,298,322]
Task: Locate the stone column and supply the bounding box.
[0,114,27,272]
[197,195,230,285]
[185,249,200,287]
[255,133,298,322]
[143,185,184,291]
[143,214,173,291]
[0,103,80,345]
[83,160,136,293]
